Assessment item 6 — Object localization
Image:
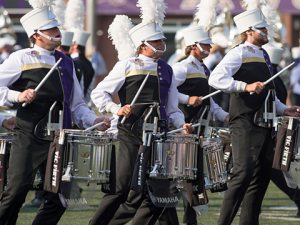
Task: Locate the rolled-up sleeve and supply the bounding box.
[166,78,185,129]
[275,96,289,115]
[91,61,125,115]
[210,97,228,121]
[0,52,22,106]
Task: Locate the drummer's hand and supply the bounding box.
[18,89,36,104]
[283,106,300,117]
[180,123,193,134]
[245,82,265,94]
[2,117,15,131]
[94,117,111,131]
[117,104,134,118]
[224,114,229,123]
[188,96,202,107]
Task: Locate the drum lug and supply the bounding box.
[105,170,110,178]
[62,163,73,182]
[98,170,104,178]
[150,164,159,178]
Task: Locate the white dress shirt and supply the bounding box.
[203,51,223,71]
[290,63,300,95]
[209,41,288,115]
[172,54,229,122]
[91,54,186,129]
[0,44,98,129]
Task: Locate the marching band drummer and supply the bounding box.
[0,3,110,225]
[208,1,300,224]
[171,2,229,224]
[89,2,192,224]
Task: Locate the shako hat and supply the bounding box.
[233,0,269,35]
[20,0,60,40]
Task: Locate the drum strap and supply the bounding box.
[131,144,152,193]
[273,117,299,172]
[44,131,66,193]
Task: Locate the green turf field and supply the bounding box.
[16,181,300,225]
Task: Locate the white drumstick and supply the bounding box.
[168,123,201,134]
[22,57,63,107]
[121,72,151,124]
[84,117,114,132]
[250,62,295,95]
[201,90,222,100]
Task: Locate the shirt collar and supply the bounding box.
[244,41,262,51]
[33,44,55,56]
[138,54,159,63]
[188,54,203,67]
[71,52,79,59]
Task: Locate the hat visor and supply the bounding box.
[39,20,60,31]
[200,39,214,45]
[146,33,166,41]
[254,21,269,28]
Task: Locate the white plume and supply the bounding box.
[52,0,66,27]
[242,0,269,11]
[64,0,85,30]
[137,0,167,26]
[195,0,220,32]
[28,0,54,9]
[108,15,135,60]
[261,4,277,42]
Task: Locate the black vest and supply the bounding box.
[229,58,275,124]
[74,53,95,96]
[177,63,210,123]
[11,65,64,134]
[118,73,160,125]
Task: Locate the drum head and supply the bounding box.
[60,180,97,210]
[147,179,182,208]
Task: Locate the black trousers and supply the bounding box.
[89,125,165,225]
[0,131,65,225]
[218,123,275,225]
[271,169,300,204]
[183,196,197,224]
[109,191,179,225]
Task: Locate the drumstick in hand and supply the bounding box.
[121,72,150,124]
[250,62,295,95]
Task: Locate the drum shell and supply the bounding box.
[203,138,227,189]
[64,131,113,183]
[151,134,199,180]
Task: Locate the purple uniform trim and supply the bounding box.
[157,59,172,121]
[261,48,274,76]
[54,51,74,129]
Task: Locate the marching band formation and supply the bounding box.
[1,0,300,225]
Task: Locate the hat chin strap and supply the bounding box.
[196,43,210,55]
[251,27,267,37]
[144,40,166,53]
[36,30,62,42]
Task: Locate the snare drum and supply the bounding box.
[203,138,227,189]
[150,133,199,180]
[63,130,113,183]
